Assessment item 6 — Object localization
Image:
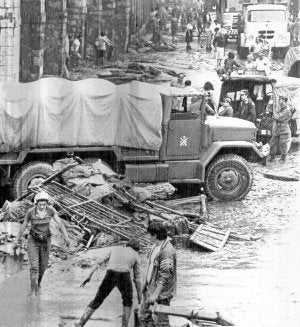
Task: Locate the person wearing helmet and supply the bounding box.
[13,191,70,295]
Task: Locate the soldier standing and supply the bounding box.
[269,95,292,162]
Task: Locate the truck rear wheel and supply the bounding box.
[11,161,52,199]
[204,154,253,201]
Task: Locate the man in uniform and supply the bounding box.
[269,95,292,162]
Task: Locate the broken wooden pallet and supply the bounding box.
[190,224,231,252]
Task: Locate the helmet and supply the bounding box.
[34,191,50,204]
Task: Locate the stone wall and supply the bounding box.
[20,0,45,81]
[0,0,21,82]
[18,0,155,81]
[43,0,67,76]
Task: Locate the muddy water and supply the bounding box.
[172,157,300,327]
[1,156,299,327]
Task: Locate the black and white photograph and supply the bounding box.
[0,0,300,326]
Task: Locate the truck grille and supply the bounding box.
[258,30,275,39]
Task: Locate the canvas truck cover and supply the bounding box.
[0,78,163,152]
[283,46,300,77]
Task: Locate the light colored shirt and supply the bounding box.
[99,246,140,274]
[96,36,106,50]
[146,244,161,283]
[255,57,271,75]
[73,39,80,53]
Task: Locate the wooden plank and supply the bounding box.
[190,224,231,252]
[192,240,219,252]
[202,225,226,235]
[217,229,231,251]
[195,229,225,241]
[190,224,204,242]
[191,233,222,245]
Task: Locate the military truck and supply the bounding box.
[0,78,265,202]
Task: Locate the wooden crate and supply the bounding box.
[190,224,231,252]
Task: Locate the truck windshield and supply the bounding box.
[247,10,285,22]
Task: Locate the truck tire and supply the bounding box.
[204,154,253,201]
[11,161,52,199]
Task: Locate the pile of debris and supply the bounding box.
[0,158,260,258]
[96,61,177,84]
[128,35,177,55]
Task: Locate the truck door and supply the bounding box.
[166,114,202,159]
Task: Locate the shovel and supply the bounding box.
[145,303,234,326]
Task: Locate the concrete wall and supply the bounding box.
[0,0,21,82]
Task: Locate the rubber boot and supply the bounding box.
[75,306,95,327]
[280,154,286,162]
[122,306,132,327]
[30,276,38,295]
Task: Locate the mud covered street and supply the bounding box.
[0,153,299,327]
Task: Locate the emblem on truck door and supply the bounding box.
[180,136,189,146]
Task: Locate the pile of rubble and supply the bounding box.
[128,35,177,55]
[0,158,192,257]
[96,61,177,84]
[0,158,259,260]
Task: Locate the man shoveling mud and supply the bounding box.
[75,239,142,327]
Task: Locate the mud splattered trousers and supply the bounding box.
[140,292,171,327]
[270,132,291,156]
[88,270,133,310]
[27,235,51,281]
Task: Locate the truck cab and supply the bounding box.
[237,4,290,58]
[123,88,265,202]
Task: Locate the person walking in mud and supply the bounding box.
[75,239,142,327]
[269,95,292,162]
[13,191,70,295]
[139,221,177,327]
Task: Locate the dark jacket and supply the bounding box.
[213,34,227,48]
[186,30,193,43]
[272,105,292,135]
[237,98,256,123]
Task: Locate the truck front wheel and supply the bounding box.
[204,154,253,201]
[11,161,52,199]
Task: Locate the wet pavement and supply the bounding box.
[0,36,299,327]
[1,153,299,327]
